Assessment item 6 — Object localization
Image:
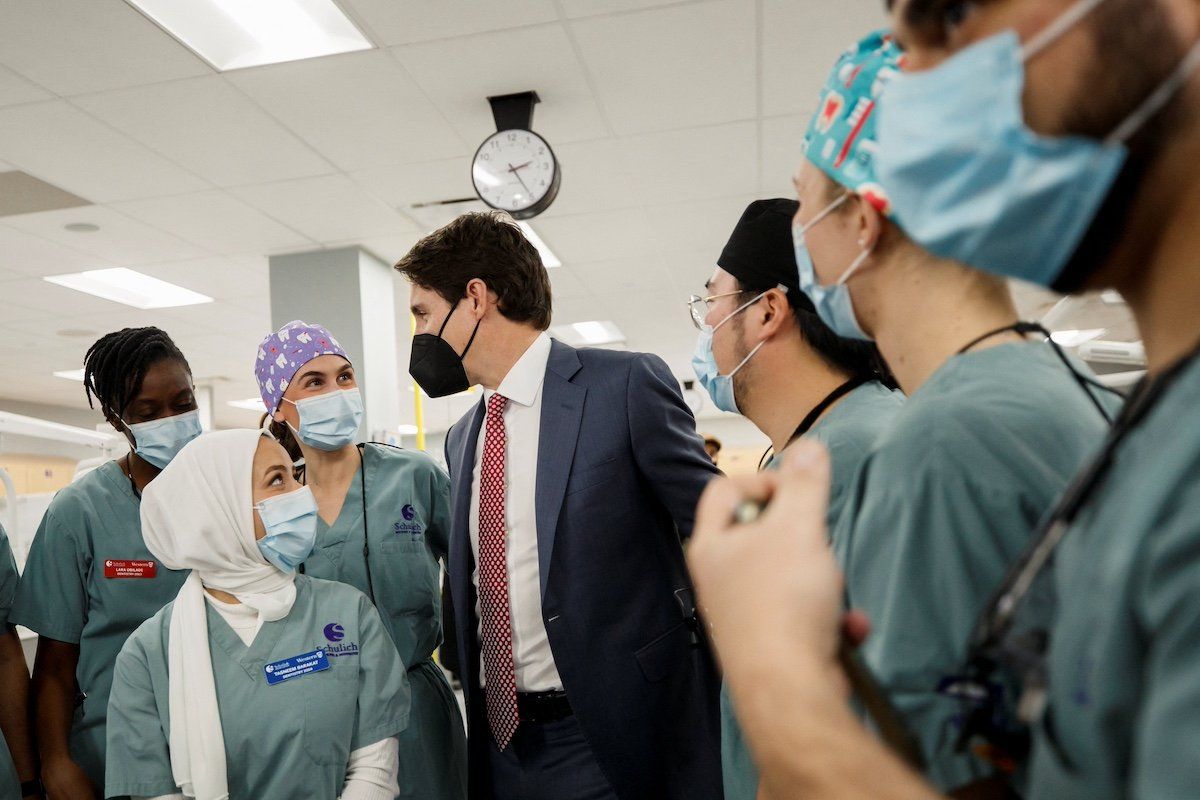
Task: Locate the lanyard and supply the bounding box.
[757,376,869,471]
[958,321,1121,424]
[946,338,1200,764]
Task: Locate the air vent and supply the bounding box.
[0,171,91,218]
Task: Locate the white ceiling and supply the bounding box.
[0,0,1132,435]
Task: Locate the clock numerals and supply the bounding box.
[472,129,559,219]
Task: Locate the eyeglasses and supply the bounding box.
[686,291,743,330]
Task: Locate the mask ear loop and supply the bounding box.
[1021,0,1108,61]
[438,297,483,361]
[1105,39,1200,145]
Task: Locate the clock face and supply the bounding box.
[471,129,560,219]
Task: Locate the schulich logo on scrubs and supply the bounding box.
[322,622,359,658]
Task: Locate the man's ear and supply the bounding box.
[756,288,792,340]
[464,278,491,319]
[857,196,886,251]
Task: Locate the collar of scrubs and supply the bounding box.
[484,331,552,408]
[205,589,290,679]
[98,458,141,505]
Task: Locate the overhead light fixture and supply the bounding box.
[227,398,266,411]
[1050,328,1107,348]
[53,369,86,381]
[45,268,213,309]
[397,424,419,435]
[124,0,372,71]
[550,320,625,347]
[516,221,561,268]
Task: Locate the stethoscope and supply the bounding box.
[938,335,1200,769]
[298,443,376,604]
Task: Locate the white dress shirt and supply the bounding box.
[469,332,562,692]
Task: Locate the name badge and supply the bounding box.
[264,649,330,686]
[104,560,157,579]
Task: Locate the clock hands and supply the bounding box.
[507,162,533,195]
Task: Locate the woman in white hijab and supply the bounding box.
[104,429,410,800]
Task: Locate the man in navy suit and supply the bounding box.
[396,212,722,800]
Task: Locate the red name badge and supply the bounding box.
[104,560,157,579]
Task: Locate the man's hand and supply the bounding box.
[688,440,845,679]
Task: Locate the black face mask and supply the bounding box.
[409,300,481,398]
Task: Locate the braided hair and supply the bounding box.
[82,327,192,421]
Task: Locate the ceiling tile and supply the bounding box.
[639,195,761,260]
[548,266,591,300]
[0,64,52,107]
[560,0,693,18]
[137,256,270,303]
[534,207,659,263]
[761,0,887,118]
[344,0,558,45]
[229,174,417,243]
[569,0,755,135]
[0,0,210,96]
[0,101,211,202]
[331,234,425,268]
[0,224,99,277]
[112,191,315,256]
[6,206,207,266]
[574,257,674,295]
[759,114,807,196]
[349,158,473,209]
[393,25,608,145]
[0,275,148,319]
[73,77,333,187]
[228,49,467,172]
[547,121,759,216]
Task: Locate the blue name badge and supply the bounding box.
[264,648,330,686]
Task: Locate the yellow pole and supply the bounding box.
[410,313,426,451]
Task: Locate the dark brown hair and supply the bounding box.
[394,211,553,330]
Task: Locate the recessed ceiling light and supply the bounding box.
[124,0,372,71]
[516,221,561,268]
[44,268,213,309]
[1050,328,1107,348]
[64,222,100,233]
[53,369,86,381]
[227,398,265,411]
[550,320,625,346]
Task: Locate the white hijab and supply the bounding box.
[141,429,297,800]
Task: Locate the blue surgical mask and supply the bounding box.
[285,388,363,451]
[254,485,318,572]
[121,409,203,470]
[876,0,1200,290]
[792,194,872,341]
[691,291,772,414]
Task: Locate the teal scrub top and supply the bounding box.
[0,525,21,799]
[105,575,410,799]
[832,342,1115,791]
[1029,354,1200,800]
[300,444,465,800]
[9,461,188,791]
[721,380,905,800]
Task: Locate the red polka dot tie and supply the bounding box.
[479,392,519,749]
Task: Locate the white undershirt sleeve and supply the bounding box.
[338,736,400,800]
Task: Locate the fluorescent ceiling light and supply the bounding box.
[397,424,419,435]
[44,268,212,309]
[227,398,265,411]
[550,320,625,347]
[1050,328,1107,348]
[53,369,86,381]
[516,221,561,268]
[125,0,372,71]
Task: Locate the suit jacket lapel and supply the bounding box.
[449,399,485,595]
[535,341,585,599]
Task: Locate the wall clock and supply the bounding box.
[471,91,560,220]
